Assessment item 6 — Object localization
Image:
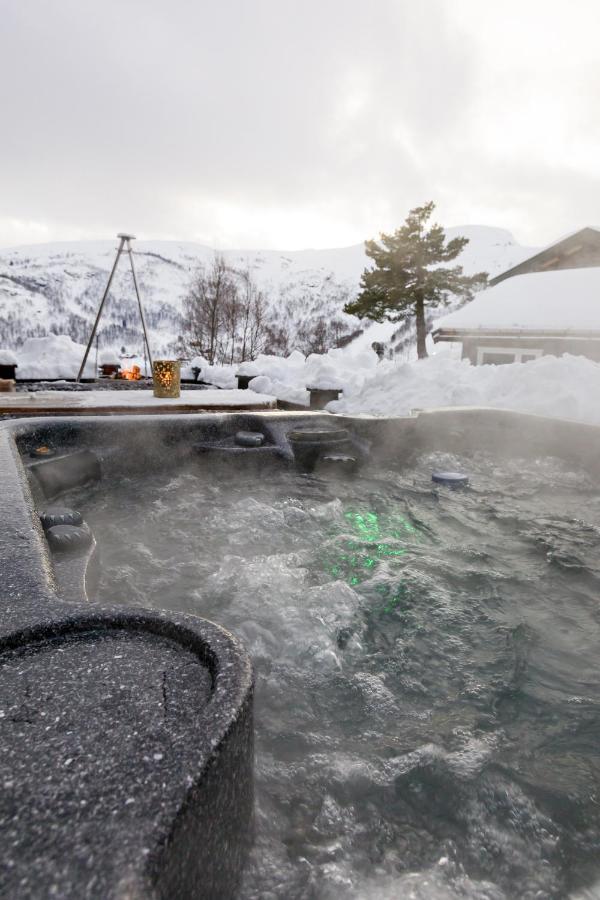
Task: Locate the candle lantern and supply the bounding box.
[153,359,181,398]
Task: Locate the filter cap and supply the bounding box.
[432,471,469,488]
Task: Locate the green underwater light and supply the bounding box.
[374,581,410,613]
[324,506,419,591]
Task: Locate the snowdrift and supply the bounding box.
[15,335,95,380]
[5,332,599,431]
[328,352,600,425]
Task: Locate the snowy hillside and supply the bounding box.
[0,227,536,357]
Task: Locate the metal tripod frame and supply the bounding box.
[76,233,153,382]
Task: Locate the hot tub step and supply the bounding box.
[29,450,101,499]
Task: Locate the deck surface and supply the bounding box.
[0,388,276,416]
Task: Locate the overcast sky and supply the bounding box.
[1,0,599,250]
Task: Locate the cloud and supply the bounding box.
[1,0,599,248]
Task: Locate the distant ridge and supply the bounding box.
[0,227,537,355]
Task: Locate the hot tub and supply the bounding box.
[3,408,600,899]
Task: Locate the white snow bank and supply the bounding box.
[237,349,306,379]
[178,347,383,403]
[196,365,237,389]
[435,267,600,333]
[179,356,236,388]
[231,347,383,404]
[328,353,600,425]
[180,355,209,377]
[17,335,95,379]
[11,334,600,430]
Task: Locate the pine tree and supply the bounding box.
[344,202,488,359]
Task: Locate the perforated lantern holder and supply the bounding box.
[153,360,181,398]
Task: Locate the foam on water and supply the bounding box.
[67,451,600,899]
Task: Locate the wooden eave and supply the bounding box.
[489,227,600,286]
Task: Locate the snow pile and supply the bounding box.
[435,267,600,333]
[237,351,308,403]
[9,331,600,430]
[232,347,383,404]
[237,350,306,380]
[98,349,121,365]
[17,335,95,379]
[180,356,237,388]
[328,352,600,425]
[0,349,18,366]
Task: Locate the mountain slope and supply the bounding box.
[0,227,537,356]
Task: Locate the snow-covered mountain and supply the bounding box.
[0,226,536,356]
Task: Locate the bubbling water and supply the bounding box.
[68,451,600,899]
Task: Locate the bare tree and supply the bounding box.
[247,290,269,359]
[297,317,329,355]
[178,254,237,363]
[237,266,255,362]
[222,287,240,365]
[178,254,360,365]
[264,323,291,357]
[178,256,274,365]
[236,265,270,361]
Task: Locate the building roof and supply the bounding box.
[489,226,600,286]
[433,266,600,337]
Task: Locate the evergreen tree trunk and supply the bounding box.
[415,293,428,359]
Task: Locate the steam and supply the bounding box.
[61,436,600,898]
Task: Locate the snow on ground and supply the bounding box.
[5,333,600,429]
[234,347,384,405]
[183,345,600,427]
[15,334,96,379]
[181,356,237,389]
[327,352,600,425]
[1,389,274,409]
[183,343,600,428]
[435,267,600,332]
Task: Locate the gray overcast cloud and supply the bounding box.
[1,0,600,249]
